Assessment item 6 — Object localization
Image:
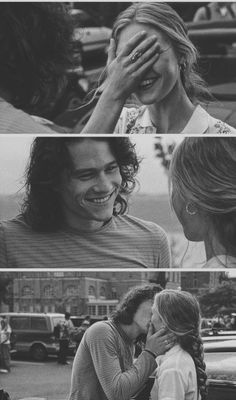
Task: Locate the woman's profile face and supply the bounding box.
[171,188,208,242]
[116,22,181,105]
[151,303,166,332]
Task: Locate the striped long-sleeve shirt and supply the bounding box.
[69,320,157,400]
[0,214,170,268]
[0,98,56,134]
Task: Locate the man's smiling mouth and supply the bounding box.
[86,191,115,205]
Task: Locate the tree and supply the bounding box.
[198,283,236,316]
[155,138,176,171]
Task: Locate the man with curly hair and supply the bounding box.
[69,285,175,400]
[0,2,75,133]
[0,137,170,268]
[0,3,163,134]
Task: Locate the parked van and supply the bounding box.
[0,312,72,361]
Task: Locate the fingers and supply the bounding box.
[151,327,167,338]
[107,38,116,66]
[120,30,147,57]
[130,41,161,71]
[147,322,155,340]
[119,35,159,65]
[146,330,176,357]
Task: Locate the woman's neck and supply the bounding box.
[147,84,195,133]
[204,236,227,261]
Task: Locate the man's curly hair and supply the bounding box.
[22,137,140,232]
[0,2,74,116]
[112,285,162,325]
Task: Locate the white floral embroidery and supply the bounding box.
[214,120,232,134]
[125,107,157,134]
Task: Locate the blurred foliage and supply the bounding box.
[199,282,236,316]
[155,138,176,171]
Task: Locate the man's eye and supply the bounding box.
[107,164,119,172]
[72,173,94,180]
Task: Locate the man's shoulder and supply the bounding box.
[0,215,30,232]
[114,214,167,236]
[0,99,55,134]
[85,321,115,340]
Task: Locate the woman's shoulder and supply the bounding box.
[207,118,236,134]
[114,105,156,134]
[203,255,236,268]
[199,105,236,134]
[182,105,236,134]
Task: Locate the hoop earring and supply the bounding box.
[186,203,197,216]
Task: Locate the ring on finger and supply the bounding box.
[130,50,142,63]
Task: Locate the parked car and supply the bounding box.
[202,329,236,343]
[70,8,111,57]
[0,312,75,361]
[133,339,236,400]
[204,339,236,399]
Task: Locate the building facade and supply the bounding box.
[2,271,181,316]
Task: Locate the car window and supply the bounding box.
[10,317,30,330]
[31,317,47,331]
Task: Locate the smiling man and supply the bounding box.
[0,137,170,268]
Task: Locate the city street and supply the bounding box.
[1,351,236,400]
[0,355,74,400]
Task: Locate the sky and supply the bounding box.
[0,135,179,196]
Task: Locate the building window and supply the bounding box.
[44,285,54,298]
[54,272,64,277]
[22,286,33,297]
[193,279,198,288]
[71,306,78,315]
[88,305,96,315]
[99,286,106,298]
[109,305,117,314]
[66,285,76,296]
[98,305,107,316]
[88,285,96,298]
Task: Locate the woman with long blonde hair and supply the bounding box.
[83,2,236,134]
[169,137,236,268]
[150,289,207,400]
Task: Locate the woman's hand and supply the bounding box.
[103,31,161,101]
[145,324,175,357]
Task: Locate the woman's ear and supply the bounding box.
[185,202,197,216]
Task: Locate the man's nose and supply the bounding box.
[94,173,113,192]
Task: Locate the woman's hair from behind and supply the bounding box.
[0,3,74,116]
[169,137,236,258]
[21,137,140,232]
[154,289,207,400]
[112,2,211,104]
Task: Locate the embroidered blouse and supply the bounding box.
[114,104,236,134]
